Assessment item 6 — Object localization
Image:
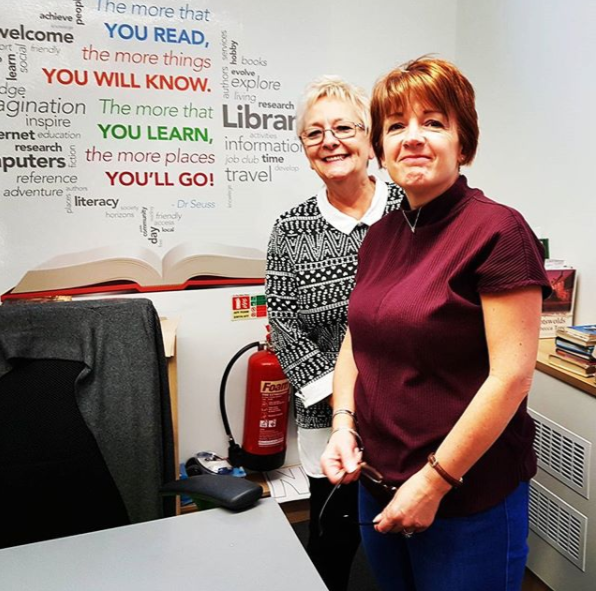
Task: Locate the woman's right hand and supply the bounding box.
[321,428,362,485]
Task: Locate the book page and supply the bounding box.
[32,244,162,271]
[12,244,164,293]
[162,241,266,284]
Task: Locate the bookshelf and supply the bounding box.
[536,339,596,398]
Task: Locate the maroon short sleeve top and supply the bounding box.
[349,176,550,516]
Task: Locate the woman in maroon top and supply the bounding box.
[321,58,550,591]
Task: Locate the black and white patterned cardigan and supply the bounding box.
[266,183,404,429]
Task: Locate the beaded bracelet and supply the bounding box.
[428,453,463,488]
[328,426,363,450]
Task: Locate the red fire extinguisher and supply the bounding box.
[220,327,290,471]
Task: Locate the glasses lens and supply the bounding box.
[302,128,323,145]
[332,122,356,138]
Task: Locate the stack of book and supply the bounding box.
[550,325,596,378]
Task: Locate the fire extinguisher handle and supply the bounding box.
[219,341,262,465]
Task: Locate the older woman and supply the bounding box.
[321,58,550,591]
[266,76,404,591]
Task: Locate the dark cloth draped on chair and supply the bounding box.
[0,298,176,548]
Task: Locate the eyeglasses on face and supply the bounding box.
[300,121,366,146]
[318,462,396,536]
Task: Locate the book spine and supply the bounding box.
[555,338,595,356]
[549,357,595,377]
[555,348,593,364]
[565,325,596,342]
[1,277,265,302]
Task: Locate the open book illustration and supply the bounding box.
[7,242,266,298]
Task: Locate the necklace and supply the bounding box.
[402,207,422,233]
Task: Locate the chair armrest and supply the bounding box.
[160,475,263,511]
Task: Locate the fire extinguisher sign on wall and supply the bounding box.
[258,379,290,447]
[231,294,267,321]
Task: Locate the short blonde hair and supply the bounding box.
[371,57,479,166]
[296,75,371,137]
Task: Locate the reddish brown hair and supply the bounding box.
[371,57,479,166]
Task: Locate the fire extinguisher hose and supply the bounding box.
[219,341,262,467]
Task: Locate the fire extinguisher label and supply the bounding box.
[231,294,267,321]
[258,379,290,447]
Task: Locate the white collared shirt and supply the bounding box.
[316,174,390,234]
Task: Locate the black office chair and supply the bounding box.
[0,357,130,547]
[160,475,262,512]
[0,298,176,548]
[0,298,261,549]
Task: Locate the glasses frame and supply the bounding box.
[318,462,396,536]
[300,121,366,147]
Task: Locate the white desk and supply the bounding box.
[0,499,326,591]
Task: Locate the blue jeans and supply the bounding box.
[359,482,530,591]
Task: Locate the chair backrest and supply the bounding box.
[0,299,176,549]
[0,358,130,547]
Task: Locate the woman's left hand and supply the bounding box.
[373,464,451,535]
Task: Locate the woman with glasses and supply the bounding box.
[321,58,550,591]
[266,76,404,591]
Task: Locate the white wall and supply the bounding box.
[0,0,457,294]
[456,4,596,588]
[456,0,596,323]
